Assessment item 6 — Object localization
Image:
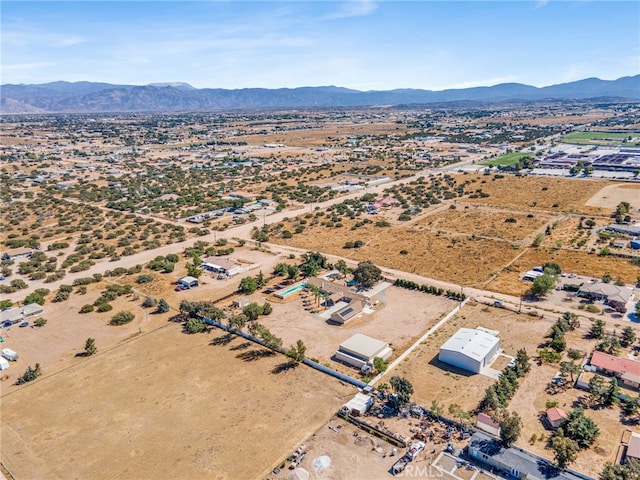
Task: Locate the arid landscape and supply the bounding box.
[2,101,640,480]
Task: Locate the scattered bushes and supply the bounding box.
[110,311,135,325]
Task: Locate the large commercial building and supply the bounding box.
[438,328,500,374]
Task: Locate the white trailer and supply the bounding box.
[1,348,19,361]
[0,357,9,370]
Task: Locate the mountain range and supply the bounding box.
[1,76,639,113]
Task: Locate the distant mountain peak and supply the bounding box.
[147,82,195,90]
[1,75,638,113]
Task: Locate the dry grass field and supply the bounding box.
[460,174,609,214]
[415,206,551,242]
[390,302,553,413]
[508,328,628,477]
[273,175,639,295]
[487,247,640,296]
[0,325,355,480]
[585,183,640,211]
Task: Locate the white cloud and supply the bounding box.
[3,62,56,72]
[323,0,378,20]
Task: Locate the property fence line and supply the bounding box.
[203,317,367,389]
[368,298,469,387]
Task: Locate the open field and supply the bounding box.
[486,247,640,296]
[1,324,355,480]
[459,174,610,214]
[481,151,532,166]
[274,176,638,293]
[585,183,640,211]
[416,206,551,242]
[561,131,640,146]
[390,302,553,413]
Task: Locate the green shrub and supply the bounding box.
[110,311,135,325]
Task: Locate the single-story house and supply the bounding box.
[627,432,640,462]
[157,193,179,201]
[2,247,35,261]
[546,407,568,429]
[477,412,501,437]
[0,303,44,324]
[228,190,258,200]
[578,282,633,313]
[467,432,585,480]
[201,257,240,276]
[330,300,368,325]
[177,276,199,289]
[590,350,640,390]
[605,224,640,237]
[334,333,392,369]
[438,327,500,374]
[306,277,371,325]
[343,392,374,416]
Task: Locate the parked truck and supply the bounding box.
[390,442,425,475]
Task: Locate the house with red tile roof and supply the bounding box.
[590,350,640,390]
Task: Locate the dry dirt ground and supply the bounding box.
[508,328,629,478]
[0,248,284,384]
[486,247,640,296]
[0,325,355,480]
[279,418,448,480]
[391,302,554,413]
[274,176,639,294]
[246,285,458,371]
[585,183,640,211]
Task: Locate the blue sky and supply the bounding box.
[2,1,639,90]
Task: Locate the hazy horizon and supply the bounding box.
[2,1,639,90]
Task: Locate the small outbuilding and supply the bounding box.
[477,412,501,437]
[627,432,640,462]
[177,276,199,289]
[335,333,392,369]
[438,327,500,374]
[343,392,374,416]
[546,407,568,429]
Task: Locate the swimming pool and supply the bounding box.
[275,283,307,299]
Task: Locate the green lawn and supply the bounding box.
[561,131,640,145]
[482,152,532,167]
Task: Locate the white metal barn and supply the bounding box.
[438,328,500,374]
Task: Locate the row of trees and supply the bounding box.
[393,278,466,301]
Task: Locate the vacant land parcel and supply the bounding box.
[0,325,354,480]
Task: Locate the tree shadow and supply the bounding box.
[272,361,298,374]
[230,341,252,351]
[210,333,235,346]
[236,349,275,362]
[74,352,88,358]
[169,313,188,323]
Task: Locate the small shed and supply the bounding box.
[477,412,501,437]
[0,357,9,370]
[343,393,374,416]
[627,432,640,462]
[177,276,199,289]
[546,407,567,429]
